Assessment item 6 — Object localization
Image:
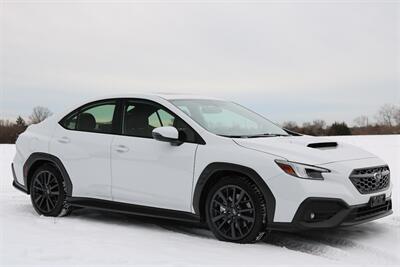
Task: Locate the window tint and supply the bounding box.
[122,101,197,142]
[63,101,116,134]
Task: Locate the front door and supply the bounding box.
[111,100,199,212]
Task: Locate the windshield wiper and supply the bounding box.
[218,134,248,138]
[219,133,289,138]
[246,133,289,138]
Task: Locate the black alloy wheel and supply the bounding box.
[210,185,256,240]
[30,164,68,216]
[206,176,267,243]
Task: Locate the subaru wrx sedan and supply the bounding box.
[12,94,392,243]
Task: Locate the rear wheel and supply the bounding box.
[30,164,70,217]
[205,176,267,243]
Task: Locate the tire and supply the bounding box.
[205,176,267,243]
[30,164,70,217]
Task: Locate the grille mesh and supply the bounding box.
[349,166,390,194]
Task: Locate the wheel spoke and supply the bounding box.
[38,195,45,208]
[212,214,225,223]
[33,186,44,191]
[217,218,228,230]
[236,190,245,204]
[230,222,236,238]
[239,215,255,223]
[35,194,43,203]
[217,192,227,205]
[35,179,44,189]
[49,184,59,191]
[47,196,55,209]
[238,208,254,213]
[45,198,51,211]
[214,199,226,208]
[236,222,243,236]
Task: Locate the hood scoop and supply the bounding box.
[307,142,338,150]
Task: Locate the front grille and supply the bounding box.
[349,165,390,194]
[346,200,392,222]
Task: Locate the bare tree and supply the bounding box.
[312,119,326,129]
[29,106,52,124]
[353,115,369,127]
[282,121,298,130]
[376,104,397,127]
[394,106,400,126]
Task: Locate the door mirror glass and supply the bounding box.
[152,126,181,144]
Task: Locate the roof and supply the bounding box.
[88,92,225,101]
[154,93,224,101]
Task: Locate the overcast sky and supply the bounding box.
[1,1,399,125]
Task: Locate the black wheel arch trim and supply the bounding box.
[23,152,73,196]
[193,162,276,224]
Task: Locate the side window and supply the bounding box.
[123,102,160,138]
[157,109,175,126]
[63,101,116,134]
[122,101,197,143]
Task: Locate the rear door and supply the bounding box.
[111,99,199,212]
[49,99,119,200]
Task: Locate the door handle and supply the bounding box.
[57,136,70,144]
[114,145,129,153]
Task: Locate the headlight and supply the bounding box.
[275,159,330,180]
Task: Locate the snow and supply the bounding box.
[0,135,399,266]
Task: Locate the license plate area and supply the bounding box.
[369,194,386,207]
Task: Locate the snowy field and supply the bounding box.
[0,135,399,266]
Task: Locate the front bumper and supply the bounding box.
[269,197,392,231]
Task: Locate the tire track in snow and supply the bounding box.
[158,219,399,264]
[265,232,349,261]
[266,228,399,265]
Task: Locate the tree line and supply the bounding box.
[1,104,399,144]
[282,103,400,136]
[0,106,52,143]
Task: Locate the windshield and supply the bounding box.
[170,99,289,137]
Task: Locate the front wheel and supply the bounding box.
[205,176,267,243]
[30,164,69,217]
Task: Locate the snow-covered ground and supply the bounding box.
[0,135,399,266]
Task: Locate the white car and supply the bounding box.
[12,94,392,243]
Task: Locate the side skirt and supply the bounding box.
[66,197,201,224]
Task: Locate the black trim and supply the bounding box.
[152,131,183,146]
[12,163,28,193]
[67,197,201,223]
[193,162,276,223]
[269,197,393,231]
[13,180,28,194]
[23,153,73,196]
[283,128,302,136]
[307,142,338,148]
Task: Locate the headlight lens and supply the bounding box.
[275,159,330,180]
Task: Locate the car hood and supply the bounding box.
[233,135,376,165]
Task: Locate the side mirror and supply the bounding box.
[152,126,182,145]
